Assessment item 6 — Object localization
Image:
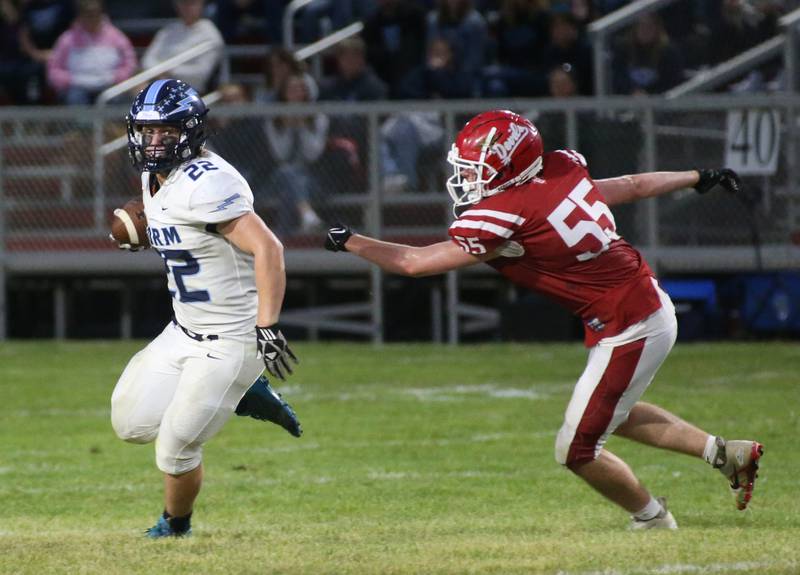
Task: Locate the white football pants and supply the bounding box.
[111,321,264,474]
[555,280,678,466]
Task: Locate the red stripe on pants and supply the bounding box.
[566,338,646,466]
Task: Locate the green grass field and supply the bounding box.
[0,341,798,575]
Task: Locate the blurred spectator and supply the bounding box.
[483,0,550,97]
[213,0,281,44]
[426,0,487,95]
[255,47,308,102]
[295,0,378,43]
[141,0,224,93]
[208,82,266,180]
[547,62,579,98]
[398,35,471,99]
[0,0,27,104]
[317,37,386,195]
[611,12,683,95]
[263,73,326,233]
[362,0,427,98]
[46,0,137,105]
[592,0,629,16]
[381,37,469,193]
[11,0,75,103]
[542,12,593,95]
[709,0,778,65]
[319,36,388,101]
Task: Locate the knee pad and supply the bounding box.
[111,409,158,444]
[155,420,203,475]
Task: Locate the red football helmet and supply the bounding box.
[446,110,544,209]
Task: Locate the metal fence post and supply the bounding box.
[93,106,106,231]
[0,122,6,340]
[366,110,383,344]
[643,105,659,271]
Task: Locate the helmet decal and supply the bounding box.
[126,79,208,174]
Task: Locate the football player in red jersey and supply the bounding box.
[325,110,764,528]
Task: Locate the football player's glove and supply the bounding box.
[325,223,353,252]
[256,325,298,381]
[694,168,742,195]
[108,233,145,252]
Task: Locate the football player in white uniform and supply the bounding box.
[110,79,301,538]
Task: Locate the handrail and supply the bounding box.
[95,40,218,106]
[588,0,678,96]
[295,21,363,61]
[283,0,315,50]
[665,6,800,99]
[586,0,676,37]
[665,35,785,98]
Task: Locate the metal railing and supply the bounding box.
[588,0,678,96]
[666,7,800,98]
[3,95,800,343]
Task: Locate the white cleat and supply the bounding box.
[713,438,764,510]
[630,497,678,530]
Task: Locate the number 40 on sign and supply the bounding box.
[725,108,781,176]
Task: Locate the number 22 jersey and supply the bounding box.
[141,150,258,337]
[448,149,663,346]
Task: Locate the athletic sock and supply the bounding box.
[633,497,663,521]
[163,510,192,534]
[703,435,727,467]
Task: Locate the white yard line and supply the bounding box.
[558,560,798,575]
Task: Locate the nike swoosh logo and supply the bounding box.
[161,206,168,211]
[206,353,222,360]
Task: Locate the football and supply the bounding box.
[111,198,149,248]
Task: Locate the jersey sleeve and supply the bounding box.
[553,149,588,169]
[188,170,254,224]
[448,207,526,254]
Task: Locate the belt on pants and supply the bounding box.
[172,318,219,341]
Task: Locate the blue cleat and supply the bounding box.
[145,515,192,538]
[235,375,302,437]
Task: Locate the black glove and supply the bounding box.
[694,168,742,195]
[256,325,298,381]
[325,223,353,252]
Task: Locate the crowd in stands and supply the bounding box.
[0,0,796,232]
[1,0,796,107]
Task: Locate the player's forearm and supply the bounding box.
[253,241,286,326]
[346,234,424,277]
[596,171,700,206]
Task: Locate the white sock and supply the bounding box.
[633,497,662,521]
[702,435,718,465]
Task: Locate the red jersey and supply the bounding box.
[448,149,662,346]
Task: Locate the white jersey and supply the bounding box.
[141,150,257,336]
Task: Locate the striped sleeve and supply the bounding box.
[448,208,525,253]
[556,149,587,168]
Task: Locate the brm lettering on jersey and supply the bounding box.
[491,123,529,166]
[148,226,182,247]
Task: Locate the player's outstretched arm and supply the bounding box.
[595,169,741,207]
[222,212,298,380]
[325,224,493,277]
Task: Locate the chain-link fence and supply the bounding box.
[1,95,799,339]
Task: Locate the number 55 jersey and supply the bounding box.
[141,150,258,337]
[448,149,663,346]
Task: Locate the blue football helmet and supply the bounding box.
[126,79,208,173]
